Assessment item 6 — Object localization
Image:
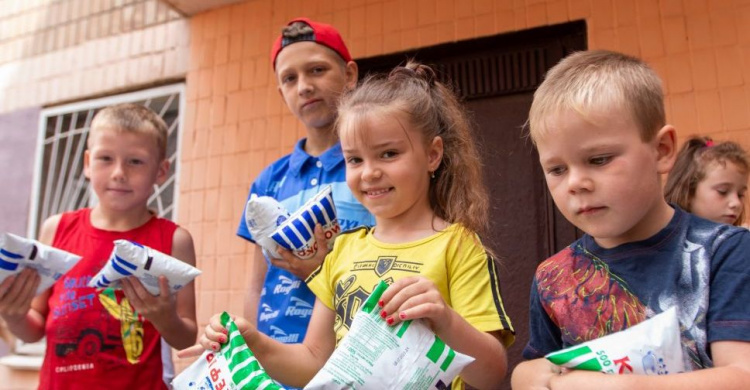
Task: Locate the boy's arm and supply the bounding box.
[541,340,750,390]
[122,227,198,349]
[243,245,267,326]
[156,227,198,349]
[0,215,59,342]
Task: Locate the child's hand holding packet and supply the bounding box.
[270,185,341,260]
[173,312,284,390]
[244,194,291,259]
[245,186,341,260]
[545,307,686,375]
[0,232,80,295]
[305,280,474,389]
[88,240,200,295]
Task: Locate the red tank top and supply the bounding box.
[39,208,177,390]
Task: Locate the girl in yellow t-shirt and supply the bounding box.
[181,62,514,389]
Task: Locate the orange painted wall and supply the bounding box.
[177,0,750,373]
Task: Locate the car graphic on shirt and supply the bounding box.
[54,312,121,358]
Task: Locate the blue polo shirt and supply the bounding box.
[237,139,374,345]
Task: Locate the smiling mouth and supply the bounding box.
[364,188,392,197]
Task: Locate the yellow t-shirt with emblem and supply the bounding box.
[306,224,514,389]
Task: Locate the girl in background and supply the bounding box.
[665,136,749,226]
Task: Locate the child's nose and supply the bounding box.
[728,193,743,209]
[567,169,592,193]
[111,162,127,181]
[298,75,314,96]
[362,163,382,181]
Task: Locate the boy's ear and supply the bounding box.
[654,124,677,174]
[155,159,170,186]
[428,136,444,173]
[344,61,358,90]
[83,150,92,179]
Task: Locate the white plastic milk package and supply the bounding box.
[0,232,81,295]
[304,280,474,390]
[88,240,201,295]
[270,186,341,260]
[244,194,291,259]
[545,307,686,375]
[173,312,285,390]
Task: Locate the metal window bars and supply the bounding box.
[28,84,185,238]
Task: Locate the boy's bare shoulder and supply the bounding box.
[38,213,64,244]
[171,226,196,265]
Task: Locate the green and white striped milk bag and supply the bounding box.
[173,312,285,389]
[545,307,686,375]
[305,280,474,389]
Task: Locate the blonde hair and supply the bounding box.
[664,136,750,226]
[529,50,665,143]
[336,61,489,236]
[89,103,168,160]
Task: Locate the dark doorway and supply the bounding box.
[356,21,586,389]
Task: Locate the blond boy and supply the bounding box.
[0,103,197,389]
[511,50,750,389]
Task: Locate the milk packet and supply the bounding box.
[88,240,200,295]
[244,194,290,259]
[173,312,285,390]
[0,232,80,295]
[270,186,341,260]
[545,307,686,375]
[304,280,474,389]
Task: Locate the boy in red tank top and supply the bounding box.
[0,103,198,389]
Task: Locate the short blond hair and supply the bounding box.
[89,103,168,160]
[529,50,665,143]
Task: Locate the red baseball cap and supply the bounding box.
[270,17,352,70]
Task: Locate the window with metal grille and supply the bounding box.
[28,84,185,238]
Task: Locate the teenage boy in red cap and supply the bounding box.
[236,18,374,365]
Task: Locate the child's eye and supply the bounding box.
[311,66,326,75]
[589,155,612,166]
[381,150,398,159]
[346,156,362,165]
[97,156,112,162]
[546,166,567,176]
[281,74,296,84]
[129,159,144,166]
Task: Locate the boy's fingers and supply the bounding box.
[158,275,170,298]
[0,275,16,299]
[177,344,205,359]
[313,224,328,253]
[127,277,150,300]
